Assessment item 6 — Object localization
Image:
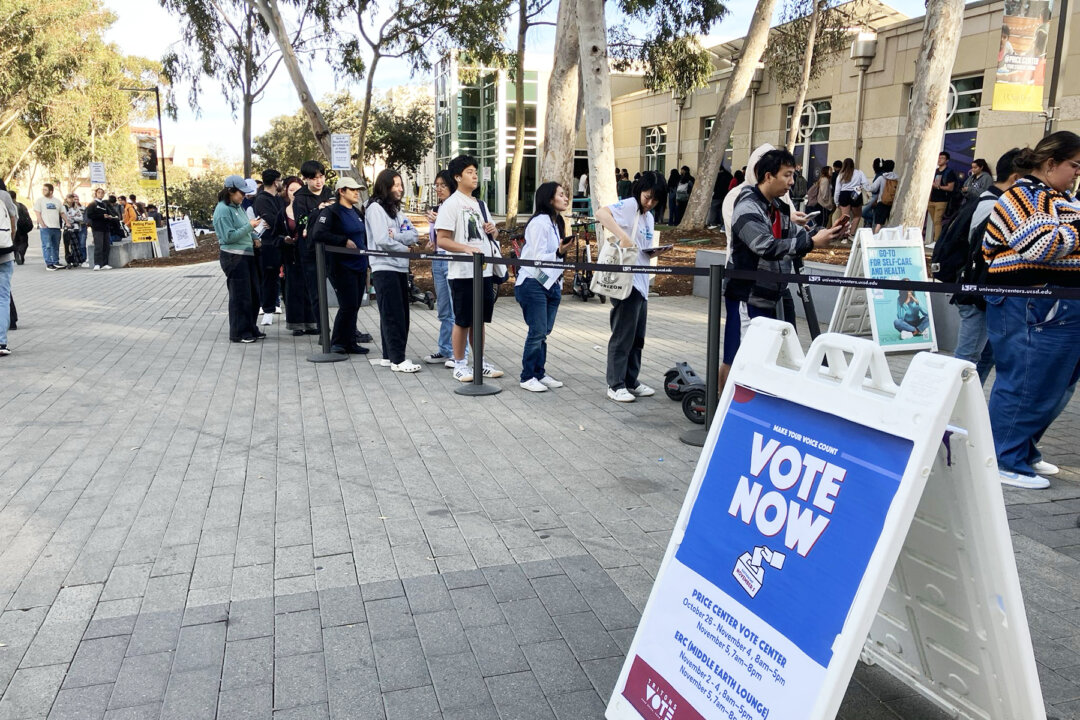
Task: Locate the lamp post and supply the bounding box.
[120,86,172,243]
[747,64,765,150]
[850,32,878,167]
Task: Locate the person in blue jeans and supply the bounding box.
[982,130,1080,489]
[33,183,69,269]
[514,182,574,392]
[892,290,929,336]
[424,171,456,366]
[666,169,680,225]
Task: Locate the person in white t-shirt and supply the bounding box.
[33,183,69,270]
[433,155,504,383]
[514,181,574,392]
[594,171,671,403]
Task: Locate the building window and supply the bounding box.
[643,125,667,174]
[784,99,831,180]
[906,77,983,174]
[701,117,733,169]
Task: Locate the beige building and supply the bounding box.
[612,0,1078,184]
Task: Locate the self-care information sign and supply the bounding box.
[617,385,913,720]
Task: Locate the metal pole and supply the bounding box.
[681,263,723,446]
[854,68,867,167]
[153,87,172,243]
[748,91,758,150]
[456,254,500,396]
[1045,0,1071,135]
[307,242,347,364]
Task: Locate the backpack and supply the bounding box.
[675,181,691,202]
[880,178,898,205]
[792,172,808,201]
[930,192,993,283]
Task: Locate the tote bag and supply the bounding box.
[589,212,640,301]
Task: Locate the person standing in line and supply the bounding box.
[423,170,456,366]
[281,176,311,336]
[292,161,333,337]
[34,183,69,270]
[708,164,734,227]
[0,186,13,355]
[832,158,867,230]
[982,131,1080,489]
[673,166,695,225]
[146,204,164,227]
[617,170,632,200]
[791,161,808,211]
[804,166,833,219]
[311,177,371,356]
[253,169,287,327]
[212,175,263,344]
[434,155,505,383]
[123,194,137,230]
[595,171,670,403]
[577,172,589,198]
[64,194,87,267]
[869,160,900,232]
[86,188,116,271]
[515,182,574,392]
[9,190,31,266]
[860,158,882,229]
[665,169,680,226]
[927,151,957,245]
[961,159,993,203]
[366,169,422,373]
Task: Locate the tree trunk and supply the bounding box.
[577,0,616,213]
[679,0,780,229]
[242,12,255,177]
[357,52,381,172]
[247,0,352,176]
[243,94,253,177]
[504,0,528,228]
[890,0,965,228]
[785,0,821,153]
[539,0,579,188]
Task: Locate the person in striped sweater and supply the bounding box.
[982,130,1080,489]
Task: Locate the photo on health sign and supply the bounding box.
[863,245,935,349]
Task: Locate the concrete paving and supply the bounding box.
[0,241,1078,719]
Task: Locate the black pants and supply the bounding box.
[606,288,648,390]
[299,236,322,330]
[13,234,27,264]
[283,243,315,328]
[92,229,110,267]
[329,260,364,351]
[9,293,16,328]
[259,242,282,314]
[220,251,259,341]
[372,271,411,364]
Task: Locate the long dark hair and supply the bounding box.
[632,171,668,214]
[529,182,566,237]
[1013,132,1080,171]
[369,169,402,217]
[218,188,240,204]
[840,158,855,184]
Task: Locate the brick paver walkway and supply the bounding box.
[0,243,1078,719]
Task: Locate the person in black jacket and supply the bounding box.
[85,188,117,270]
[708,165,733,227]
[253,169,287,326]
[9,190,32,265]
[310,177,369,355]
[291,160,333,336]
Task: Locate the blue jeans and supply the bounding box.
[40,227,61,266]
[986,295,1080,475]
[515,277,561,382]
[0,260,11,345]
[893,316,929,333]
[667,193,677,225]
[953,303,994,384]
[432,258,454,357]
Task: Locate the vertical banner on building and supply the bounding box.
[330,134,352,171]
[613,385,913,720]
[992,0,1053,111]
[137,137,162,190]
[89,162,106,185]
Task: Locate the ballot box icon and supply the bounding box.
[733,546,786,598]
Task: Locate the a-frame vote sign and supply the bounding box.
[606,319,1044,720]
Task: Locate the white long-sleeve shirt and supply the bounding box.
[833,169,868,205]
[515,214,564,290]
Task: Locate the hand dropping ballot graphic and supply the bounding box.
[616,386,912,720]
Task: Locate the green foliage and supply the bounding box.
[770,0,868,94]
[609,0,727,97]
[167,155,241,228]
[364,94,435,176]
[251,92,363,176]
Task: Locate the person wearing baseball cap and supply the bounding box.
[310,175,370,355]
[213,174,264,343]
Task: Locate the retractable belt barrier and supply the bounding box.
[321,244,1080,300]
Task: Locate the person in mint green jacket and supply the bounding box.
[213,174,263,343]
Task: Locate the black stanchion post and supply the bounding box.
[307,242,347,364]
[681,263,723,447]
[456,253,500,396]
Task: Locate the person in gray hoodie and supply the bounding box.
[869,159,900,232]
[365,169,421,372]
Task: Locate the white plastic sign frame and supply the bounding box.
[605,319,1043,720]
[859,227,938,353]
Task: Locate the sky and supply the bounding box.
[103,0,933,163]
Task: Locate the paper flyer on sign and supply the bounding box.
[619,386,912,720]
[330,134,352,171]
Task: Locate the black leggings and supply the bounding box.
[372,271,411,364]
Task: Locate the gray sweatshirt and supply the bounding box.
[365,201,418,273]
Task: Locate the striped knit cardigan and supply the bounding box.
[983,175,1080,287]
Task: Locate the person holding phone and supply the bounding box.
[213,175,264,343]
[514,182,575,392]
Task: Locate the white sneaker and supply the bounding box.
[102,265,112,270]
[444,359,456,369]
[607,387,635,403]
[1033,460,1060,476]
[81,262,89,268]
[93,265,101,271]
[520,378,548,392]
[999,468,1050,489]
[379,359,392,367]
[453,366,474,383]
[391,359,422,373]
[482,362,504,378]
[260,313,273,326]
[275,306,283,314]
[629,383,655,397]
[899,330,912,340]
[539,376,564,389]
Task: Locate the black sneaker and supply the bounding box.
[0,345,9,356]
[253,330,267,340]
[45,264,57,271]
[291,329,305,337]
[356,331,373,344]
[304,328,320,335]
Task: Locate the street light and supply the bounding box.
[850,32,878,165]
[748,63,765,148]
[119,86,172,243]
